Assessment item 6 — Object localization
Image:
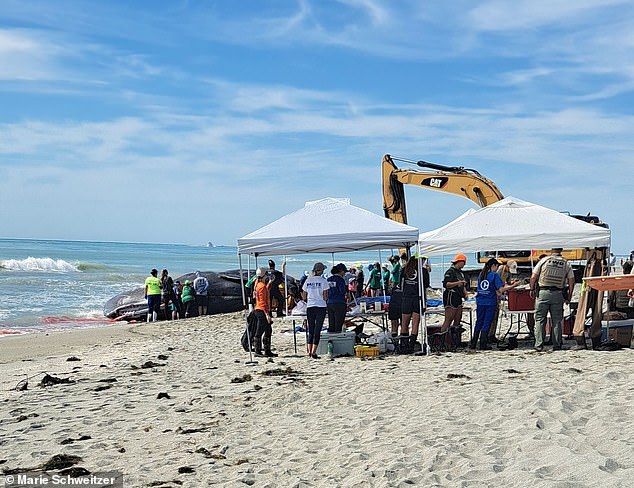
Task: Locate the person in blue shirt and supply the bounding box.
[472,258,520,350]
[327,263,348,333]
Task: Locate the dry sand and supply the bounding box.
[1,312,633,487]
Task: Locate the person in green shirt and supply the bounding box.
[144,268,162,322]
[367,262,382,297]
[181,280,196,318]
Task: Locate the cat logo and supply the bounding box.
[421,177,448,189]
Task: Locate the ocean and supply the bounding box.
[0,238,456,335]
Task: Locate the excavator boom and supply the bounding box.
[382,154,504,224]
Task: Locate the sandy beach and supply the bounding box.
[1,313,633,487]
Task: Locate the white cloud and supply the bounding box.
[468,0,628,32]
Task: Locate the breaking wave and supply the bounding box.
[0,257,78,272]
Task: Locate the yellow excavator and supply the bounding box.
[381,154,607,265]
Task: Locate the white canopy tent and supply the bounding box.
[238,197,419,255]
[236,197,422,361]
[418,197,611,256]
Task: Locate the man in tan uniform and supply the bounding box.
[530,248,575,351]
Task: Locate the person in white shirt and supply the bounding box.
[302,262,329,359]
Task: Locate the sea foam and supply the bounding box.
[0,257,78,272]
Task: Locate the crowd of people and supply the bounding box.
[143,268,209,322]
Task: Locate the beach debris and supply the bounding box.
[446,373,471,380]
[140,360,166,369]
[177,466,195,474]
[147,481,183,487]
[167,347,175,351]
[504,369,522,374]
[235,459,249,466]
[253,385,262,391]
[176,426,210,435]
[600,458,620,473]
[0,460,6,465]
[118,447,126,453]
[231,374,252,383]
[39,374,74,387]
[67,356,81,362]
[60,435,92,445]
[568,367,583,374]
[157,354,169,360]
[42,454,83,470]
[15,379,28,391]
[157,392,171,399]
[15,413,38,423]
[98,378,118,383]
[260,367,301,377]
[94,384,112,392]
[59,467,91,477]
[536,419,545,430]
[195,447,213,458]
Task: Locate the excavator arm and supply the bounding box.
[382,154,505,224]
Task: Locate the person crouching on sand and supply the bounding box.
[302,262,329,359]
[253,268,277,357]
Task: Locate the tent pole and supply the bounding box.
[415,243,428,356]
[239,253,247,309]
[284,255,289,317]
[378,249,386,303]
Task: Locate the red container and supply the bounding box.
[546,316,574,337]
[508,289,535,311]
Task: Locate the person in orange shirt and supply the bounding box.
[253,268,277,357]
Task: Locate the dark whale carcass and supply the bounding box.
[104,270,250,320]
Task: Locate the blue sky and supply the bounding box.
[1,1,632,252]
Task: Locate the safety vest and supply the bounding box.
[537,255,569,288]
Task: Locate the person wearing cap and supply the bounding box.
[267,259,287,318]
[181,279,196,318]
[530,248,575,351]
[253,268,277,357]
[326,264,348,333]
[144,268,162,322]
[441,254,469,341]
[381,263,391,290]
[302,262,329,359]
[193,271,209,316]
[472,258,520,350]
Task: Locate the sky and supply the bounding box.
[0,0,632,253]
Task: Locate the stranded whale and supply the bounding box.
[103,270,296,320]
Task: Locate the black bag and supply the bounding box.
[240,311,258,351]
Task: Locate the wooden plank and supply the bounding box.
[584,274,634,291]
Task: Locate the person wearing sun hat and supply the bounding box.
[441,254,469,344]
[302,262,329,359]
